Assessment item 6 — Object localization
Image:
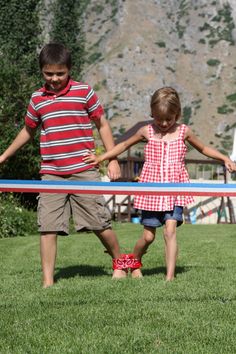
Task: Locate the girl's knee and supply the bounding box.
[163,229,176,240]
[163,222,177,240]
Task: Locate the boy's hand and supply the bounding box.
[83,152,100,165]
[0,154,7,164]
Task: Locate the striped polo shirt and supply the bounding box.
[25,79,104,175]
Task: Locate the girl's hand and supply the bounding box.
[225,159,236,173]
[83,152,100,165]
[107,159,121,180]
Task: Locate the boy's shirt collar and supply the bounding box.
[42,77,72,97]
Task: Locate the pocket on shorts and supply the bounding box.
[71,194,111,231]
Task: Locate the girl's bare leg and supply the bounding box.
[40,233,57,288]
[132,226,156,278]
[163,220,178,281]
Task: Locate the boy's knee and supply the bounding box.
[144,232,155,244]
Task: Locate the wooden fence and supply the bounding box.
[105,156,236,223]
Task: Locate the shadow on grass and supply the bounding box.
[55,265,191,282]
[54,264,108,282]
[143,265,189,277]
[142,265,226,278]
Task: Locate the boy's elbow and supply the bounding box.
[25,126,37,138]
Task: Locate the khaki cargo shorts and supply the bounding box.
[37,169,112,235]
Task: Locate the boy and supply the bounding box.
[0,43,127,287]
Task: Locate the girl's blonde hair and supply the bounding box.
[150,87,181,120]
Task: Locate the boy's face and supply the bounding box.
[42,64,70,92]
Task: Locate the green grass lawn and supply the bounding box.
[0,223,236,354]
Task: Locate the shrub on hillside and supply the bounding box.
[0,194,37,238]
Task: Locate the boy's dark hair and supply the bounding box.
[39,43,72,70]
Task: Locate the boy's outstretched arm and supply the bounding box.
[0,125,37,164]
[185,127,236,172]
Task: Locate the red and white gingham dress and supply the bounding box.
[134,124,194,211]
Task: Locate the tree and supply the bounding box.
[0,0,41,180]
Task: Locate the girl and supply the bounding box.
[83,87,235,281]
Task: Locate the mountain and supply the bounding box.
[82,0,236,159]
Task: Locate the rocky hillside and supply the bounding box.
[82,0,236,159]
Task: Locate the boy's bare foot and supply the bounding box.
[165,276,175,281]
[131,268,143,279]
[112,269,127,279]
[43,282,54,288]
[42,277,54,288]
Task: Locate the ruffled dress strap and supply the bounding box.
[178,124,187,140]
[148,124,154,139]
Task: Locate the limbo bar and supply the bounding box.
[0,180,235,197]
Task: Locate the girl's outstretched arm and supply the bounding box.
[185,126,236,172]
[83,126,146,165]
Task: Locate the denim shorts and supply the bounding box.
[141,206,183,228]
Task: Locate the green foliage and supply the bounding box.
[166,66,175,73]
[109,0,119,21]
[87,52,103,65]
[175,0,190,39]
[226,93,236,102]
[0,193,37,237]
[0,0,39,66]
[199,38,206,44]
[217,104,234,114]
[95,144,107,176]
[192,99,202,113]
[0,60,41,179]
[221,137,233,151]
[0,139,40,180]
[92,130,107,176]
[215,93,236,122]
[91,4,104,14]
[207,58,221,66]
[183,106,192,124]
[199,4,235,47]
[176,23,186,39]
[155,41,166,48]
[119,125,126,135]
[0,0,41,181]
[93,80,107,92]
[50,0,88,79]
